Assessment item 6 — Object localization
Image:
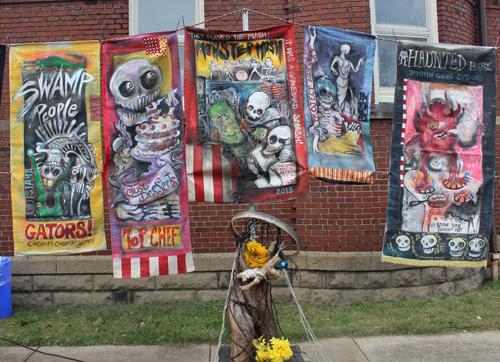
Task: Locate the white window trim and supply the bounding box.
[129,0,205,38]
[370,0,439,103]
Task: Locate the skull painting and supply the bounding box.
[40,149,68,189]
[110,58,162,126]
[468,237,485,258]
[315,77,337,113]
[245,91,271,122]
[396,235,411,252]
[420,235,438,254]
[449,238,466,257]
[263,125,293,162]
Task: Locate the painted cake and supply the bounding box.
[134,114,180,155]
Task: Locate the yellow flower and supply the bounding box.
[244,241,268,268]
[253,336,293,362]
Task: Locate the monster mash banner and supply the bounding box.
[9,41,105,255]
[383,42,496,267]
[184,25,309,204]
[0,44,5,103]
[102,31,194,278]
[303,26,376,184]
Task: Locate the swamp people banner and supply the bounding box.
[102,31,194,278]
[383,42,496,267]
[184,25,309,204]
[303,26,376,184]
[10,41,106,255]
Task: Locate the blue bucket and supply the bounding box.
[0,257,12,319]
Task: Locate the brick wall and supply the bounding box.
[0,0,499,258]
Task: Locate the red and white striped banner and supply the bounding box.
[186,144,235,203]
[113,251,194,278]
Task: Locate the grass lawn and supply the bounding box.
[0,280,499,347]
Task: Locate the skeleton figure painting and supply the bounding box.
[9,41,106,255]
[383,42,496,267]
[102,32,194,278]
[184,25,309,204]
[303,26,376,184]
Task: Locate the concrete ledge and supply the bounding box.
[11,252,424,275]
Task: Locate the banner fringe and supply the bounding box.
[381,255,487,267]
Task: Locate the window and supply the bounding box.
[370,0,438,103]
[129,0,204,78]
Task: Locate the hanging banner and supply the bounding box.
[9,41,106,255]
[383,42,496,267]
[184,25,309,204]
[0,44,5,103]
[102,31,194,278]
[303,26,376,184]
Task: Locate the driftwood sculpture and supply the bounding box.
[226,211,301,362]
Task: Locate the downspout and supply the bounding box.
[479,0,499,280]
[478,0,487,46]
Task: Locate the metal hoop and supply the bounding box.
[230,210,301,257]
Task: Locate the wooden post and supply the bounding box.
[228,243,278,362]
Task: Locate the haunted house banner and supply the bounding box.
[102,31,194,278]
[9,41,106,255]
[383,42,496,267]
[184,25,309,204]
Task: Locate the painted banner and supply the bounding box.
[0,44,5,102]
[303,26,376,184]
[184,25,309,203]
[10,41,105,255]
[383,42,496,266]
[102,31,194,278]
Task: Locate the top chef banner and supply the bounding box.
[383,42,496,267]
[303,26,376,184]
[102,31,194,278]
[184,25,310,204]
[9,41,106,255]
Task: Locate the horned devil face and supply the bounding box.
[110,58,162,120]
[246,91,270,121]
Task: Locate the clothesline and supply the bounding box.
[4,7,497,48]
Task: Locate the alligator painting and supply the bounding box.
[23,53,88,71]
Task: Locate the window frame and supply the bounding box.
[369,0,439,103]
[129,0,205,39]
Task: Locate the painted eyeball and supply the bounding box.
[119,81,136,98]
[141,70,159,90]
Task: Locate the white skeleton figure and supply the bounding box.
[209,59,222,80]
[245,91,282,141]
[222,60,235,80]
[330,44,364,113]
[398,49,409,66]
[262,57,275,77]
[249,57,263,80]
[263,125,293,162]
